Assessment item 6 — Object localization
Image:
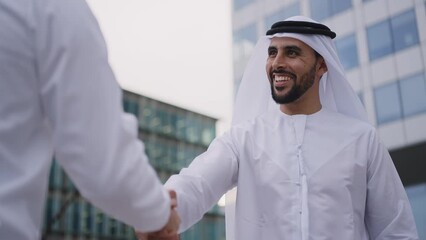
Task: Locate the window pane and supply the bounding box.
[233,0,254,11]
[233,24,257,54]
[374,82,402,124]
[367,20,393,60]
[233,24,257,76]
[331,0,352,15]
[95,211,104,236]
[310,0,331,21]
[335,34,359,70]
[400,73,426,117]
[391,9,419,52]
[406,183,426,240]
[176,113,186,139]
[264,3,300,30]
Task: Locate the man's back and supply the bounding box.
[0,1,52,237]
[0,0,171,238]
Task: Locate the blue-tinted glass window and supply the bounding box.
[400,73,426,117]
[374,82,402,124]
[310,0,331,21]
[233,24,257,47]
[233,0,255,11]
[367,20,393,60]
[73,202,80,234]
[391,10,419,52]
[102,217,111,236]
[265,3,300,30]
[82,203,91,234]
[139,103,152,129]
[116,222,125,237]
[406,183,426,240]
[95,212,104,236]
[331,0,352,15]
[367,9,419,61]
[310,0,351,20]
[44,196,55,231]
[336,34,359,70]
[123,98,139,117]
[175,113,186,140]
[233,24,257,77]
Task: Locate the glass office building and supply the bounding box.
[232,0,426,238]
[42,90,225,240]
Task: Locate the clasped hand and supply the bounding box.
[135,190,180,240]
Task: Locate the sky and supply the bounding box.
[85,0,234,133]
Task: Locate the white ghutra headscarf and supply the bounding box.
[232,15,367,125]
[226,15,368,240]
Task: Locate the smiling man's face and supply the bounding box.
[266,37,324,104]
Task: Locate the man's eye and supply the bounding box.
[287,50,297,56]
[268,50,277,56]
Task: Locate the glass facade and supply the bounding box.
[43,164,137,239]
[374,72,426,125]
[399,73,426,118]
[367,20,393,60]
[309,0,352,21]
[42,90,221,240]
[374,82,402,124]
[180,213,226,240]
[233,0,254,11]
[367,9,419,61]
[406,183,426,239]
[264,3,300,30]
[233,23,258,94]
[233,24,257,67]
[335,34,359,70]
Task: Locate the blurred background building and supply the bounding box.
[232,0,426,238]
[42,91,225,240]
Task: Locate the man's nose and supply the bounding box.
[272,53,287,68]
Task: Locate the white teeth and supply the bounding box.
[274,76,291,82]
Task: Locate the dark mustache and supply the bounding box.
[272,68,296,79]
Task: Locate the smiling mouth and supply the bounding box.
[274,75,292,82]
[273,75,293,90]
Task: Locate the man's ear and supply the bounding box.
[319,57,328,72]
[317,57,328,78]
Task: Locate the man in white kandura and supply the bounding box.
[0,0,179,239]
[163,16,419,240]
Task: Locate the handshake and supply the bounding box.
[135,190,181,240]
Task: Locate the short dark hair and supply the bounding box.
[314,50,322,59]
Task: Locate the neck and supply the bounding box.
[280,100,322,115]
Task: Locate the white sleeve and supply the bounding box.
[34,0,169,232]
[165,133,239,232]
[365,131,419,239]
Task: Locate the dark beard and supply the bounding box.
[271,63,316,104]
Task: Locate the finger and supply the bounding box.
[168,190,177,208]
